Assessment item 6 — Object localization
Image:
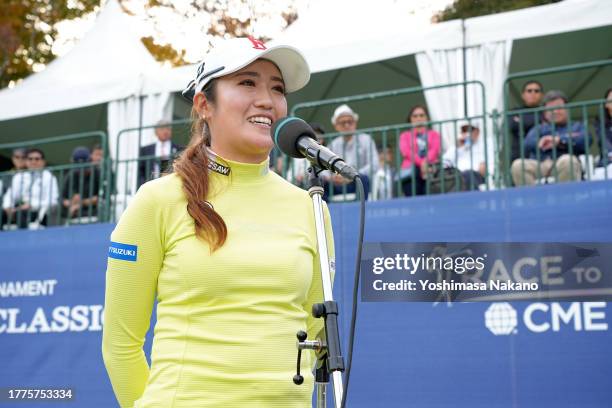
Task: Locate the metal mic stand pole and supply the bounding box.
[293,166,345,408]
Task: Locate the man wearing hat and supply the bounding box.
[443,121,487,190]
[327,104,378,199]
[61,146,101,220]
[137,120,181,187]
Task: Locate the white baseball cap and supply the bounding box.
[331,104,359,125]
[182,36,310,103]
[459,120,481,132]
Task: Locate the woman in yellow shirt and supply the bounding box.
[102,37,335,407]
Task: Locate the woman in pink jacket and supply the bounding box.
[398,105,441,196]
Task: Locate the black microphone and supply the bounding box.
[271,117,359,180]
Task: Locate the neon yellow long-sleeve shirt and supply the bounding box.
[102,154,335,408]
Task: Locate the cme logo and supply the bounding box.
[485,302,608,335]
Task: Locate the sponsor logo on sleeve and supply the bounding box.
[108,242,138,262]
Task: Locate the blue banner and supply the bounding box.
[1,181,611,407]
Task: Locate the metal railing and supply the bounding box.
[0,162,105,230]
[284,114,491,201]
[1,69,610,231]
[288,80,489,200]
[0,132,109,230]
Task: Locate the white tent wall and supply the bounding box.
[416,48,466,147]
[416,40,512,182]
[470,41,514,182]
[108,93,174,162]
[108,92,173,217]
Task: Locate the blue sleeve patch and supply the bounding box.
[108,241,138,262]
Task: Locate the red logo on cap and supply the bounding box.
[247,36,267,50]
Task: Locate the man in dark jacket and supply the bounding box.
[137,120,181,187]
[62,146,101,220]
[507,80,544,162]
[1,148,28,195]
[511,90,587,186]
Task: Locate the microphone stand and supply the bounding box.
[293,166,345,408]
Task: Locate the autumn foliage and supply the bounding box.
[0,0,99,89]
[0,0,298,88]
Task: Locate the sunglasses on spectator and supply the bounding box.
[411,113,427,118]
[524,88,542,93]
[337,119,355,126]
[27,156,43,161]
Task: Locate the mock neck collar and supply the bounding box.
[207,149,270,184]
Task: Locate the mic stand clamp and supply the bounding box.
[292,166,345,408]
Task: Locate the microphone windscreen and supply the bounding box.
[271,117,316,158]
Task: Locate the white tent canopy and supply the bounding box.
[0,0,162,122]
[0,0,610,136]
[1,0,611,121]
[265,0,612,75]
[151,0,612,144]
[163,0,612,93]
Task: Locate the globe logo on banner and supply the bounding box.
[485,303,518,335]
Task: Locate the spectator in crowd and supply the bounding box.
[443,121,486,190]
[1,148,59,229]
[90,143,115,200]
[511,90,587,186]
[11,148,27,171]
[61,147,101,220]
[372,146,398,200]
[138,120,181,186]
[593,88,612,180]
[327,104,377,200]
[286,122,327,187]
[398,104,441,196]
[507,80,544,162]
[91,144,104,164]
[1,148,28,195]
